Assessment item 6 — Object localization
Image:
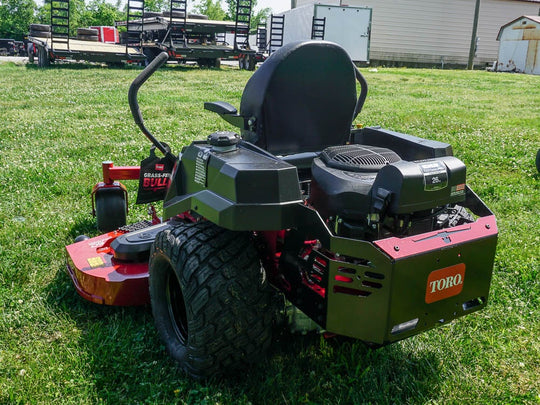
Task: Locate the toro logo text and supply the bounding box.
[425,263,466,304]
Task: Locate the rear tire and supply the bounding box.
[143,48,161,65]
[536,149,540,173]
[77,28,98,36]
[77,35,99,42]
[246,54,256,71]
[238,56,246,70]
[28,43,34,63]
[95,188,127,232]
[30,31,51,38]
[149,221,272,379]
[37,46,50,68]
[29,24,51,32]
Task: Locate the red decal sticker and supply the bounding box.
[425,263,465,304]
[155,164,164,171]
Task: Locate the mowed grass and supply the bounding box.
[0,60,538,404]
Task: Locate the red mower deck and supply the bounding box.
[66,231,149,306]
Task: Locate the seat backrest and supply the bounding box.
[240,41,357,156]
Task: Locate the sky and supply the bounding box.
[255,0,291,14]
[32,0,293,17]
[33,0,293,14]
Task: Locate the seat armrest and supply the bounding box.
[204,101,246,129]
[204,101,238,115]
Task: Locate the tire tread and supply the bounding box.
[149,221,272,379]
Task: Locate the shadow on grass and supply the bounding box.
[25,62,139,71]
[25,61,223,72]
[45,221,441,403]
[66,217,99,242]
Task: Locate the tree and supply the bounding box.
[224,0,237,20]
[251,7,270,32]
[193,0,226,20]
[61,0,87,36]
[224,0,268,30]
[35,0,123,35]
[36,0,87,36]
[81,0,123,27]
[0,0,37,40]
[35,2,51,25]
[145,0,168,12]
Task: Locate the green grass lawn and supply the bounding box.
[0,60,538,404]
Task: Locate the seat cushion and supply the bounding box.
[240,41,357,156]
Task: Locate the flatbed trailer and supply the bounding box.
[129,16,255,67]
[28,36,146,67]
[123,0,257,69]
[28,0,146,68]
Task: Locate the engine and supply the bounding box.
[308,144,473,240]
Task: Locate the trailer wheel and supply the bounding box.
[187,13,209,20]
[201,58,220,68]
[77,28,98,36]
[143,11,162,18]
[30,31,51,38]
[197,58,219,68]
[238,56,247,70]
[106,62,124,68]
[37,46,50,68]
[143,48,161,65]
[77,35,99,42]
[246,54,256,71]
[95,188,127,232]
[28,43,34,63]
[163,10,185,18]
[29,24,51,32]
[149,221,272,379]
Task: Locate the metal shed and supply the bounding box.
[496,15,540,74]
[296,0,540,67]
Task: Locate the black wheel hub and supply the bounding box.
[166,271,188,345]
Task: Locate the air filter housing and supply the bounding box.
[320,145,401,172]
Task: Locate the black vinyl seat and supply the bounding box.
[239,41,359,156]
[204,41,367,170]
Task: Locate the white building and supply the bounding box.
[294,0,540,67]
[496,15,540,73]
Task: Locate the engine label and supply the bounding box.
[420,161,448,191]
[194,149,211,186]
[450,183,466,197]
[425,263,466,304]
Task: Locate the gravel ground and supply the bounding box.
[0,55,243,67]
[0,56,29,64]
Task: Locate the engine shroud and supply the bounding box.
[310,144,467,223]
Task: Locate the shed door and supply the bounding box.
[498,40,528,72]
[314,6,371,62]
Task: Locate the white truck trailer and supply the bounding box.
[271,4,372,62]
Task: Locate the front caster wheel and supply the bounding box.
[149,221,272,379]
[94,187,127,232]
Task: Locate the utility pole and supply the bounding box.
[467,0,481,70]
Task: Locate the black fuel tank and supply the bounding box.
[163,140,303,230]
